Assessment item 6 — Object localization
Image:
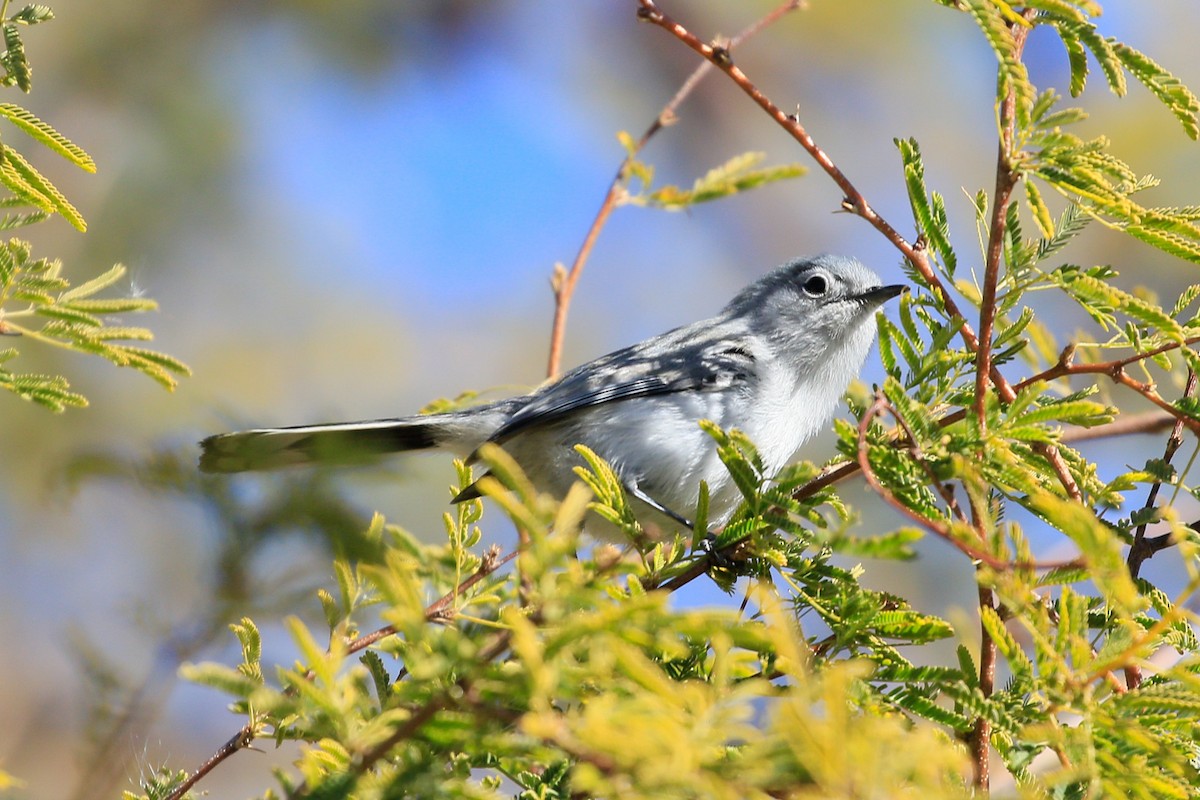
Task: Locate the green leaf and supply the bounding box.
[1051,266,1184,339]
[179,661,262,698]
[0,146,49,210]
[1008,398,1114,428]
[0,147,85,230]
[637,152,806,210]
[828,527,924,561]
[1116,682,1200,716]
[1125,221,1200,266]
[0,209,46,229]
[873,610,954,644]
[1028,492,1140,613]
[230,617,263,684]
[55,264,127,302]
[1112,42,1200,140]
[2,24,30,92]
[1025,180,1055,239]
[1036,565,1089,586]
[1172,284,1200,318]
[573,443,641,539]
[0,103,94,170]
[1059,20,1125,96]
[108,345,192,389]
[62,297,158,314]
[360,651,392,708]
[1036,203,1090,262]
[34,305,102,327]
[9,5,53,25]
[88,326,154,342]
[0,365,86,411]
[962,0,1035,128]
[891,687,974,731]
[1137,578,1199,654]
[1057,23,1090,97]
[877,314,921,377]
[897,137,957,275]
[980,604,1034,681]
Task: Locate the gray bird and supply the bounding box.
[200,255,904,537]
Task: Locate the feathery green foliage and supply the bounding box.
[0,3,188,410]
[171,454,971,800]
[615,135,806,211]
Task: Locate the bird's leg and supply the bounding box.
[624,482,696,530]
[623,482,736,570]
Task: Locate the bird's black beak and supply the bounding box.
[855,284,908,306]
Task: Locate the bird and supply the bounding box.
[200,255,905,538]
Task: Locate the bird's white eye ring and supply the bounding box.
[802,273,828,297]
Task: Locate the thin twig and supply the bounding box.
[545,0,804,378]
[1018,340,1200,435]
[1129,369,1197,580]
[1123,369,1197,689]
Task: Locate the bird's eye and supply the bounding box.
[802,273,828,297]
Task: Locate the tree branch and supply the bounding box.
[975,10,1035,435]
[545,0,804,378]
[969,586,998,792]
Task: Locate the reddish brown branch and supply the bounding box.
[975,10,1036,435]
[1016,340,1200,435]
[968,9,1083,505]
[544,0,804,378]
[970,587,999,792]
[164,724,257,800]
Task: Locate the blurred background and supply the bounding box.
[1,2,1198,798]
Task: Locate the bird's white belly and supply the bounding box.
[500,352,861,539]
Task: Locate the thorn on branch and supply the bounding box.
[429,607,456,625]
[550,262,567,295]
[1057,343,1077,369]
[914,234,928,252]
[709,44,733,67]
[635,5,661,24]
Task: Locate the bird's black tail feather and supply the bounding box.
[200,417,452,474]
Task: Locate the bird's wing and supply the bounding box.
[488,327,758,445]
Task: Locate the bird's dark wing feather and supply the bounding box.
[488,331,757,445]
